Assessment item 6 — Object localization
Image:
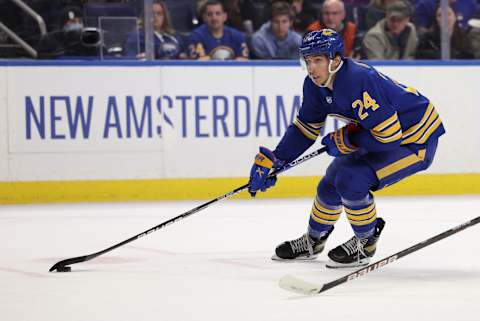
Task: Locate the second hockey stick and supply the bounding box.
[49,147,327,272]
[279,215,480,295]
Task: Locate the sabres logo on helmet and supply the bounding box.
[300,29,344,59]
[322,29,335,36]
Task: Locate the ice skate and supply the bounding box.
[326,218,385,268]
[272,228,333,261]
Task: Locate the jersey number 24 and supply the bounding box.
[351,91,379,120]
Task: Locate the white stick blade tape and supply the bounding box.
[278,274,323,295]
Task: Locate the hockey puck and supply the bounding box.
[56,266,71,272]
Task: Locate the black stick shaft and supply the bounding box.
[318,215,480,293]
[49,147,327,272]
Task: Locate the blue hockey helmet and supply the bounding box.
[300,29,344,59]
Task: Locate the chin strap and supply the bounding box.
[316,59,344,88]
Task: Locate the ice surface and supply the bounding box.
[1,195,479,321]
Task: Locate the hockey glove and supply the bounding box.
[248,147,284,197]
[321,124,359,157]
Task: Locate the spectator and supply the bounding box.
[251,1,302,59]
[123,0,187,60]
[189,0,248,60]
[307,0,358,57]
[246,0,316,33]
[222,0,248,31]
[416,4,474,59]
[414,0,477,34]
[291,0,318,33]
[469,18,480,59]
[362,0,417,59]
[248,0,285,31]
[37,6,100,59]
[238,0,264,31]
[363,0,397,32]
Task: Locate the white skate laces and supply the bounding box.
[341,236,368,257]
[290,234,314,255]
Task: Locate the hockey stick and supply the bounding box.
[279,215,480,295]
[49,147,327,272]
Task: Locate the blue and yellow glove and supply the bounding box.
[321,124,359,157]
[248,147,284,197]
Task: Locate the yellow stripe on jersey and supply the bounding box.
[308,122,325,130]
[372,119,401,138]
[372,130,403,143]
[295,118,323,134]
[376,149,426,179]
[370,113,403,144]
[402,103,434,137]
[416,116,443,144]
[401,103,443,145]
[373,113,399,132]
[402,112,439,144]
[293,117,324,141]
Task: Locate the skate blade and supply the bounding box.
[271,254,318,261]
[325,258,370,269]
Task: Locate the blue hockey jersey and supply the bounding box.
[188,25,248,60]
[274,58,445,162]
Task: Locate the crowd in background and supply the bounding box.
[1,0,480,60]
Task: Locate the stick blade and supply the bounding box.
[49,255,90,272]
[279,274,323,295]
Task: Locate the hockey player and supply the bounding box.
[248,29,445,268]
